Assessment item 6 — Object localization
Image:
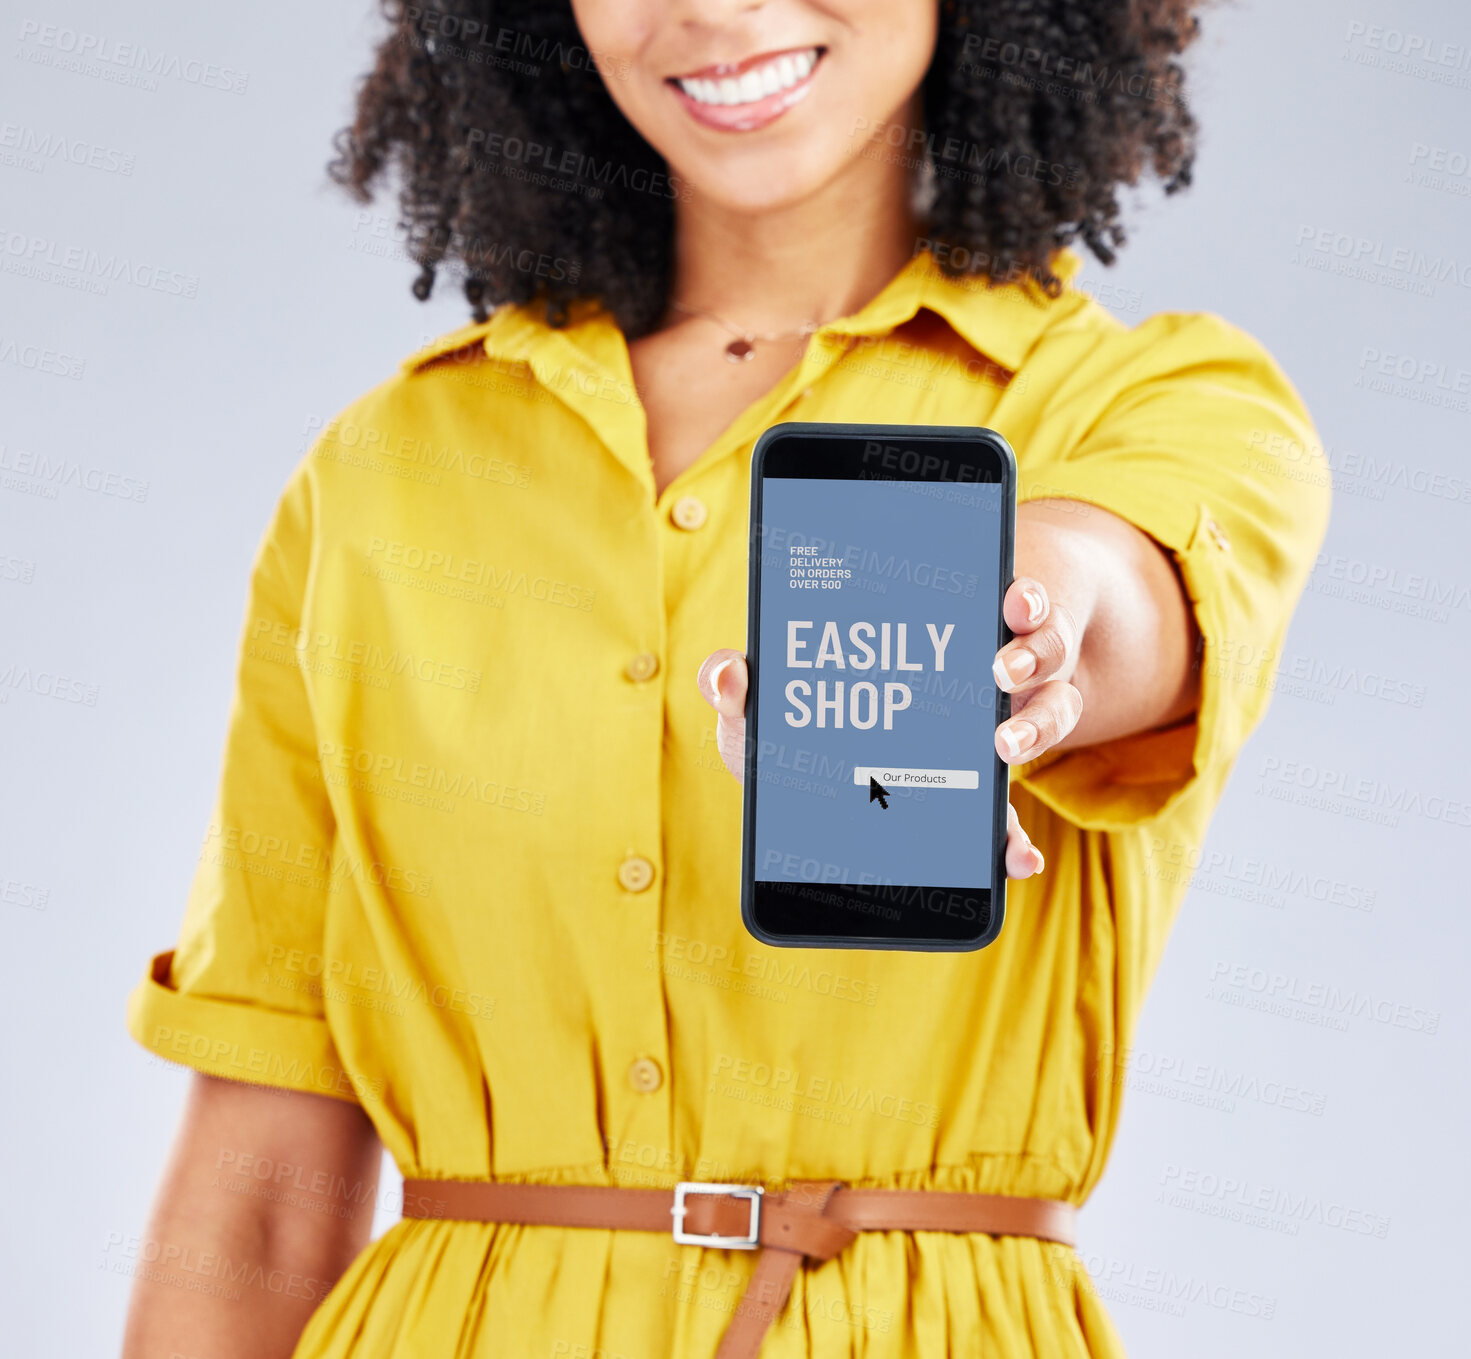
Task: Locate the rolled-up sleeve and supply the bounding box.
[1013,313,1332,830]
[127,460,361,1102]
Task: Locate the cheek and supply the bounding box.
[568,0,667,124]
[853,20,929,110]
[568,0,652,73]
[842,6,937,117]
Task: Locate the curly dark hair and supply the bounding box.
[330,0,1201,336]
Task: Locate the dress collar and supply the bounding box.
[400,247,1087,379]
[826,246,1086,372]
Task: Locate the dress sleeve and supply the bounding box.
[126,461,359,1102]
[1013,313,1332,831]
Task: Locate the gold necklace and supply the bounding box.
[668,300,821,363]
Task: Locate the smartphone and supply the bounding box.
[740,422,1016,952]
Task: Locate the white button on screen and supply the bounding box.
[853,766,979,790]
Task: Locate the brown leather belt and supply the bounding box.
[402,1178,1076,1359]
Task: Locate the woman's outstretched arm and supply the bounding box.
[989,497,1200,757]
[122,1074,381,1359]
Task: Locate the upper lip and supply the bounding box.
[668,45,823,82]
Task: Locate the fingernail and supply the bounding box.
[1030,847,1045,875]
[991,648,1036,692]
[1022,587,1047,625]
[709,657,733,702]
[998,720,1038,762]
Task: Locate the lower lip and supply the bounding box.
[668,60,821,133]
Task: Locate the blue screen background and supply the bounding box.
[752,476,1004,890]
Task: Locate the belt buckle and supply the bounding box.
[671,1181,763,1250]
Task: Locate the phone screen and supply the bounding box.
[743,426,1013,951]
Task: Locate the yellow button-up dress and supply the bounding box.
[127,248,1330,1357]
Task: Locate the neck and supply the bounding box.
[667,128,921,334]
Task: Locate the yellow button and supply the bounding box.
[627,1057,663,1094]
[625,652,660,683]
[617,855,656,893]
[671,495,708,531]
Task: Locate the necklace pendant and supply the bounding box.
[725,337,756,363]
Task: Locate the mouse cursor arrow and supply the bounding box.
[868,777,890,810]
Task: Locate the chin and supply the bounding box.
[674,153,846,217]
[667,118,883,218]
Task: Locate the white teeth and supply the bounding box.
[677,48,820,107]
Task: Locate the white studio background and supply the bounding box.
[1,2,1466,1354]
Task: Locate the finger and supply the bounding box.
[697,650,747,719]
[1002,576,1050,636]
[697,650,748,783]
[1005,801,1045,878]
[715,712,746,782]
[992,600,1081,695]
[995,679,1084,765]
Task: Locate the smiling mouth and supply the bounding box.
[668,46,825,111]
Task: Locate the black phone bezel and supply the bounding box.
[740,421,1016,953]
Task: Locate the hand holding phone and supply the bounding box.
[700,423,1081,952]
[702,635,1052,879]
[700,558,1059,841]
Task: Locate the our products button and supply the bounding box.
[671,496,708,531]
[617,855,656,893]
[625,652,660,683]
[627,1057,664,1094]
[852,766,980,790]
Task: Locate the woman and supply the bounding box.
[123,1,1328,1356]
